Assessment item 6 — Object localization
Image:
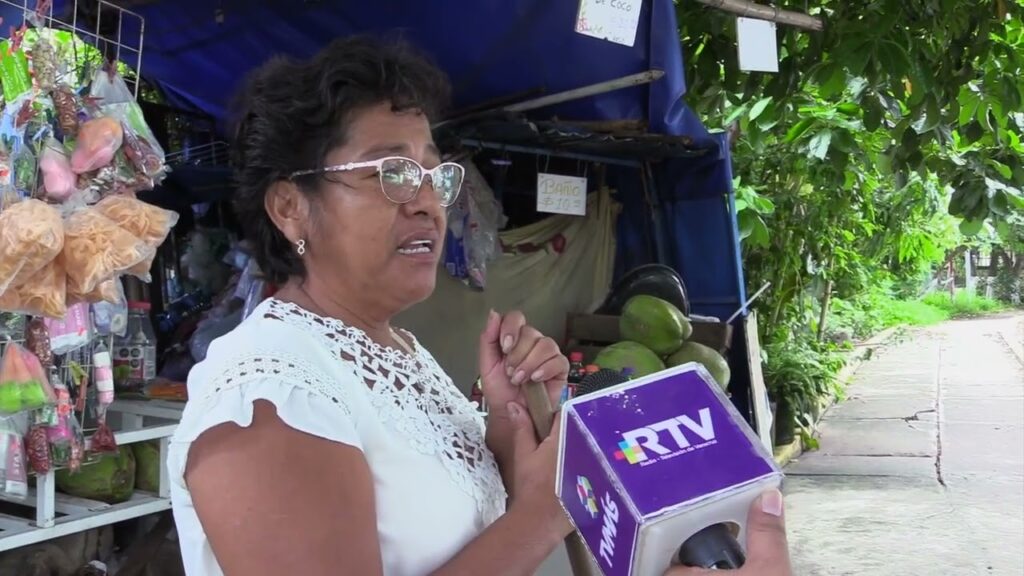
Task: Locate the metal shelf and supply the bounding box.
[0,400,180,553]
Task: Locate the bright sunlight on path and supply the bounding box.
[784,313,1024,576]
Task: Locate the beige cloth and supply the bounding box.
[396,188,621,392]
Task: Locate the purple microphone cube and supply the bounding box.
[556,363,782,576]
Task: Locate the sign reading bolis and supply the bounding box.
[556,364,782,576]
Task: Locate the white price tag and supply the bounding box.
[737,17,779,73]
[537,173,587,216]
[575,0,643,48]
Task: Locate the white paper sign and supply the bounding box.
[737,17,779,73]
[575,0,643,48]
[537,173,587,216]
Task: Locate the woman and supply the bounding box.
[168,37,573,575]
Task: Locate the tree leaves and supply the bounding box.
[809,130,833,160]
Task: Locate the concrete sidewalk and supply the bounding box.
[784,313,1024,576]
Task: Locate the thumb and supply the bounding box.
[507,402,539,462]
[743,488,791,571]
[478,310,503,373]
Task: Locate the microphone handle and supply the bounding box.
[523,381,598,576]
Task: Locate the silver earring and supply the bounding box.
[296,239,306,256]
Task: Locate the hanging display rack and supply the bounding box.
[0,0,145,97]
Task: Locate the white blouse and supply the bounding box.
[168,298,508,576]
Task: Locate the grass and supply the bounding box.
[921,291,1006,318]
[828,289,1005,341]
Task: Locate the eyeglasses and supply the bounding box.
[289,156,464,207]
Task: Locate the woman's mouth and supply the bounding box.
[397,239,434,255]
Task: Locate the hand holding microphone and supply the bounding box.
[665,489,792,576]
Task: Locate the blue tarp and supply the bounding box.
[5,0,748,313]
[4,0,750,398]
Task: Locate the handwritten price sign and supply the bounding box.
[537,173,587,216]
[574,0,642,47]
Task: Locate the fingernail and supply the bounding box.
[530,370,544,382]
[761,489,783,517]
[502,335,513,353]
[488,309,498,322]
[506,402,521,419]
[505,364,514,377]
[511,370,526,385]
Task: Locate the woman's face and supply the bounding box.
[302,102,448,313]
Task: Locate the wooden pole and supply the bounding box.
[694,0,824,31]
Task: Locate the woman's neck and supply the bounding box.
[275,277,395,344]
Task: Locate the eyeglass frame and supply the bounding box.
[288,156,465,207]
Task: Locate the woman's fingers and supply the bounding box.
[507,333,563,386]
[498,311,527,354]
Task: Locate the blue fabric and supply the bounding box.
[109,0,713,148]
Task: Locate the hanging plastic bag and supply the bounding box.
[0,414,29,499]
[61,207,154,295]
[24,317,54,370]
[69,276,121,306]
[0,342,55,415]
[25,416,51,475]
[462,163,506,290]
[94,195,179,279]
[52,85,83,139]
[70,117,123,174]
[443,192,470,283]
[40,137,77,202]
[90,70,167,180]
[0,198,64,295]
[46,369,75,468]
[91,278,128,338]
[44,302,91,355]
[30,33,58,92]
[0,257,68,319]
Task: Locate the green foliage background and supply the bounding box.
[675,0,1023,413]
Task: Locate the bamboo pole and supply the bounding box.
[694,0,824,32]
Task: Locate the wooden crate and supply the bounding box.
[564,313,733,364]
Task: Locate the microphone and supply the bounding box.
[556,363,782,575]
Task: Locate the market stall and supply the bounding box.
[0,0,766,572]
[0,0,185,566]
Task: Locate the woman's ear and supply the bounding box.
[264,180,311,244]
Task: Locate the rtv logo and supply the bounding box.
[613,407,717,464]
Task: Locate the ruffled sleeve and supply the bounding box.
[168,350,363,491]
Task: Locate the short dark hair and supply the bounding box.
[229,36,452,285]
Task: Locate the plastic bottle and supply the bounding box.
[562,352,586,404]
[112,301,157,394]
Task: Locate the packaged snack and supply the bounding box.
[0,258,68,319]
[30,35,57,92]
[52,85,82,138]
[94,195,179,247]
[70,117,123,174]
[0,41,32,103]
[44,302,91,355]
[25,420,50,475]
[0,418,29,499]
[24,317,53,369]
[94,195,178,279]
[61,208,153,295]
[0,342,54,415]
[91,279,128,338]
[46,369,74,468]
[39,137,76,202]
[0,198,64,295]
[69,276,120,305]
